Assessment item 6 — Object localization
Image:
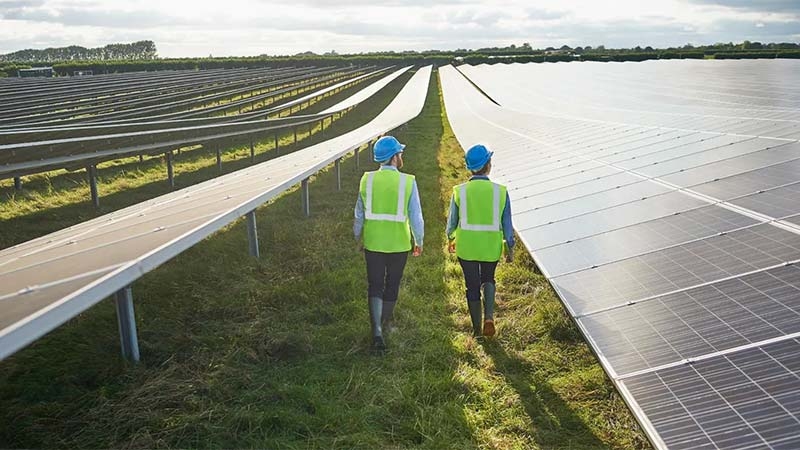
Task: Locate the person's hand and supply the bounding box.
[505,250,513,263]
[448,241,456,254]
[413,245,422,257]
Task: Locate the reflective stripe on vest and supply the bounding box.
[459,182,501,232]
[365,171,408,222]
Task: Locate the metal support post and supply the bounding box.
[293,127,297,146]
[216,147,222,172]
[335,158,342,191]
[139,155,144,162]
[301,178,310,217]
[114,286,140,363]
[166,151,175,188]
[246,211,260,258]
[250,141,255,163]
[274,133,279,153]
[355,147,360,171]
[87,164,99,208]
[13,176,21,191]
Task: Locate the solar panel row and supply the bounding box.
[440,59,800,449]
[0,66,365,128]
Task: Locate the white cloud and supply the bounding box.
[0,0,798,56]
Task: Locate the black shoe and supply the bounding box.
[372,336,387,355]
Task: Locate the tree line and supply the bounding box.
[0,40,157,63]
[1,40,798,78]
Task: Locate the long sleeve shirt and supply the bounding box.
[354,165,424,248]
[446,175,515,249]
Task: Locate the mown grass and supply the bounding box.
[0,71,650,449]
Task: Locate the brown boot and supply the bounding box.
[483,319,495,337]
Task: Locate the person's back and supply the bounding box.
[452,178,507,262]
[447,144,515,337]
[359,168,414,254]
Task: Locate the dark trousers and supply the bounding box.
[365,250,409,302]
[458,258,498,302]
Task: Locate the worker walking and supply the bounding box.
[446,144,514,337]
[354,135,424,354]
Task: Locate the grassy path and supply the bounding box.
[0,71,649,449]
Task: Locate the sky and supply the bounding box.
[0,0,798,57]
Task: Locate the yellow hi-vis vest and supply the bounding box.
[360,169,414,253]
[454,179,507,262]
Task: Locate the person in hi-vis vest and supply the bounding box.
[354,136,424,354]
[446,144,515,337]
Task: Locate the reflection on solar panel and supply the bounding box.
[440,59,800,449]
[0,66,432,362]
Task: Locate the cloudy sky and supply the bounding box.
[1,0,798,57]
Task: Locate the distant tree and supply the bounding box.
[644,46,654,52]
[560,45,572,51]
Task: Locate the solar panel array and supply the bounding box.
[440,59,800,449]
[0,66,431,362]
[0,66,347,128]
[0,66,405,179]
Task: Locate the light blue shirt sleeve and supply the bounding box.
[354,194,364,241]
[446,196,458,240]
[408,180,424,247]
[502,192,515,249]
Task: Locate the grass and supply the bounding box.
[0,71,650,449]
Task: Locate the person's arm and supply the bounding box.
[502,192,515,260]
[445,195,459,241]
[408,179,424,249]
[354,194,365,242]
[445,195,459,254]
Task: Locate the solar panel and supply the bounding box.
[535,205,760,277]
[621,338,800,449]
[581,264,800,375]
[440,60,800,449]
[553,224,800,316]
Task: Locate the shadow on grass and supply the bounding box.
[480,339,609,449]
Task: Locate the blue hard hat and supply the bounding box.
[373,136,405,162]
[465,144,493,171]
